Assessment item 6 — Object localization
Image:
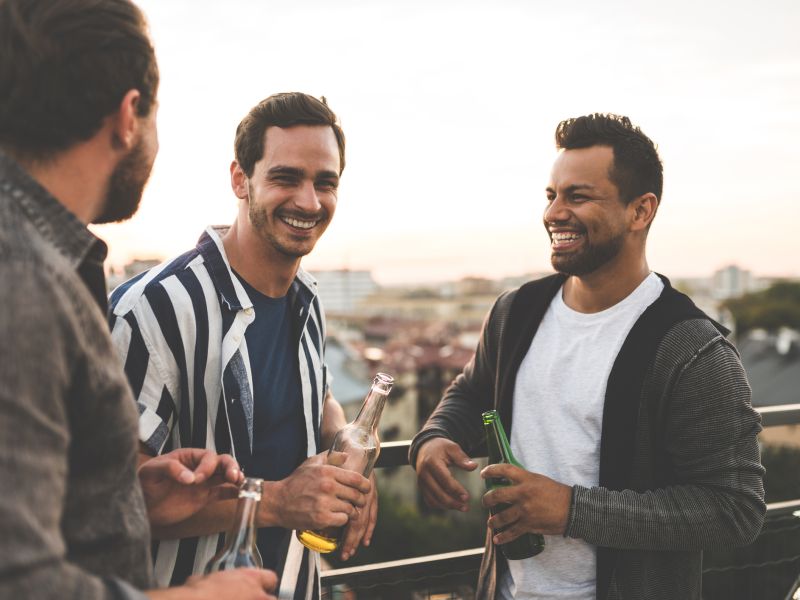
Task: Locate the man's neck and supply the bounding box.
[16,142,112,225]
[222,221,299,298]
[562,254,651,314]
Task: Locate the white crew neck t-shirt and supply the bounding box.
[498,272,664,600]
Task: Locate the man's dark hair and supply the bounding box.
[555,113,663,203]
[0,0,159,161]
[235,93,346,177]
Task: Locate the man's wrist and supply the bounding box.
[257,479,283,528]
[408,429,452,470]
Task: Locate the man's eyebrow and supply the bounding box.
[315,170,340,181]
[267,166,305,178]
[545,184,597,194]
[266,166,339,181]
[565,184,597,193]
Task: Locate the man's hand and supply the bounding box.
[139,448,244,528]
[481,463,572,543]
[148,568,277,600]
[415,437,477,512]
[338,471,378,561]
[262,452,371,531]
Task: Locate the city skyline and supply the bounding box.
[92,0,800,285]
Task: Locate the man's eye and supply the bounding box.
[316,181,338,191]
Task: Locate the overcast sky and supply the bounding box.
[92,0,800,284]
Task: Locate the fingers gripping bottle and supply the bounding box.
[204,477,264,572]
[482,410,545,560]
[296,372,394,553]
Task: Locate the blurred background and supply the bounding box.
[99,1,800,598]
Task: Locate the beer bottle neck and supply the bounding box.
[353,387,388,433]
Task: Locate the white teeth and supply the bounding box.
[552,232,582,242]
[282,217,317,229]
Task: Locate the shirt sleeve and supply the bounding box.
[109,307,176,455]
[0,266,146,599]
[566,334,766,550]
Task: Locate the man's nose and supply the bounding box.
[544,195,569,223]
[294,181,322,213]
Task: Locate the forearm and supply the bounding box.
[2,569,151,600]
[410,362,492,468]
[568,480,765,551]
[150,498,236,540]
[410,295,508,467]
[151,480,286,540]
[569,333,766,551]
[321,393,347,449]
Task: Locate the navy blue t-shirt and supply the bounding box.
[234,272,306,570]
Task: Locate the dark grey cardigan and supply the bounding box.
[410,274,765,599]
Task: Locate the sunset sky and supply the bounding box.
[92,0,800,285]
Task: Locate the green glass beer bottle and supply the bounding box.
[482,409,545,560]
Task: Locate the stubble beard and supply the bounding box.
[248,200,321,260]
[94,136,153,224]
[551,230,625,276]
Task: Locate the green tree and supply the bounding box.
[723,281,800,334]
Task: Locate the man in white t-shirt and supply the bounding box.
[411,114,765,599]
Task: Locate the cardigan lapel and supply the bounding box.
[596,274,718,599]
[496,274,566,433]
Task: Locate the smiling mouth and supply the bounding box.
[550,230,585,249]
[280,215,320,230]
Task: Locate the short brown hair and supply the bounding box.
[0,0,159,161]
[555,113,663,204]
[234,93,346,177]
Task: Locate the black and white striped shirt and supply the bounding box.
[109,226,326,599]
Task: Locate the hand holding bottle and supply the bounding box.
[147,568,278,600]
[414,437,478,512]
[262,452,370,532]
[481,463,572,540]
[337,471,378,561]
[297,372,393,554]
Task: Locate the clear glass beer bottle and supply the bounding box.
[296,372,394,553]
[204,477,264,572]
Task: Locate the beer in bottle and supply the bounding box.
[482,409,545,559]
[296,372,394,553]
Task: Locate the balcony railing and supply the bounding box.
[320,404,800,600]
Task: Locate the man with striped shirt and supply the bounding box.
[110,93,373,599]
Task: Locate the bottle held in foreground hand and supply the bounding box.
[482,410,545,560]
[296,372,394,553]
[204,477,264,572]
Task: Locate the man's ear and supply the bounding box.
[230,161,249,200]
[630,192,659,231]
[111,89,142,151]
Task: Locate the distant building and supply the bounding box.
[711,264,768,300]
[308,269,378,315]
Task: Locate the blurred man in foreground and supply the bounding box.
[0,0,276,598]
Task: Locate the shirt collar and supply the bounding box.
[0,150,107,269]
[196,225,318,313]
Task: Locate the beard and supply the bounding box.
[94,135,154,224]
[551,228,625,276]
[247,183,327,259]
